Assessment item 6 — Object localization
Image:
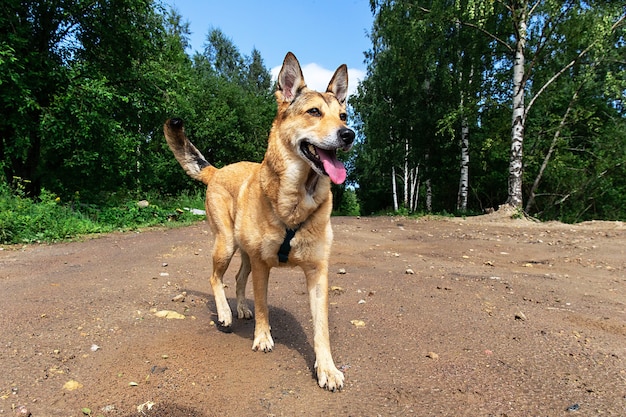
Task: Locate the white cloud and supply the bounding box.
[271,63,365,98]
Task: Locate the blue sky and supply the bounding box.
[167,0,373,95]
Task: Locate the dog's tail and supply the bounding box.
[164,118,215,185]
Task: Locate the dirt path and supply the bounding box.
[1,215,625,416]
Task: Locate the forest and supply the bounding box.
[1,0,625,225]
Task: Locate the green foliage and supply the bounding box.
[1,0,622,225]
[0,182,205,244]
[0,2,276,205]
[333,187,361,216]
[353,0,626,221]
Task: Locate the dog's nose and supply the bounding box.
[339,128,355,146]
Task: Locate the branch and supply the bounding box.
[416,3,513,53]
[527,52,582,117]
[525,82,583,213]
[456,19,514,53]
[528,0,542,17]
[527,11,625,116]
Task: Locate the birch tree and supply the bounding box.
[353,0,625,219]
[459,0,625,209]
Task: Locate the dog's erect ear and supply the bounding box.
[278,52,306,102]
[326,64,349,105]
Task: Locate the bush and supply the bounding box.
[0,183,205,244]
[336,188,361,216]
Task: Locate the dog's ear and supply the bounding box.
[278,52,306,102]
[326,64,349,105]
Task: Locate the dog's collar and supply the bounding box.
[278,225,301,263]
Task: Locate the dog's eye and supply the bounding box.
[339,113,347,122]
[307,108,321,117]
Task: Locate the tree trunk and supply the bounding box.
[425,178,432,212]
[403,138,409,209]
[507,6,527,209]
[457,113,470,212]
[391,166,399,211]
[456,21,471,213]
[410,166,420,211]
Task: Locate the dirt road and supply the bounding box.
[1,214,625,416]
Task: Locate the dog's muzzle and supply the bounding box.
[338,127,355,150]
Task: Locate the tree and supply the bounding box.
[353,0,625,220]
[179,29,275,175]
[0,0,82,194]
[456,0,625,210]
[352,0,494,214]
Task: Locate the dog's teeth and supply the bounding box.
[308,144,319,158]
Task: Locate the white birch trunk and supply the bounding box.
[391,166,399,212]
[455,21,470,213]
[411,166,420,212]
[425,178,432,213]
[457,113,470,212]
[507,8,527,209]
[403,138,409,209]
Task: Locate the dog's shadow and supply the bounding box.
[186,290,316,372]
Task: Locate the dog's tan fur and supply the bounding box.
[163,52,354,391]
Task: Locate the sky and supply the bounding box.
[167,0,373,96]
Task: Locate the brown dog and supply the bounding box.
[163,52,354,391]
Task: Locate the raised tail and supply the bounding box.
[164,118,215,185]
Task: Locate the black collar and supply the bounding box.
[278,225,301,263]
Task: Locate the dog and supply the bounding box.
[163,52,355,391]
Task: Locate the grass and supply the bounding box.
[0,183,206,245]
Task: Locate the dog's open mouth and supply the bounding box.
[300,141,347,185]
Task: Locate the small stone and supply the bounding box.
[337,268,347,275]
[62,380,83,391]
[566,403,580,412]
[515,311,527,321]
[137,200,149,208]
[426,352,439,359]
[330,286,345,295]
[358,299,366,304]
[14,405,31,416]
[154,310,185,319]
[405,268,415,275]
[171,292,187,302]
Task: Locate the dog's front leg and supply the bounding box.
[251,260,274,352]
[303,263,344,391]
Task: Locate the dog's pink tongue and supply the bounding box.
[316,148,347,184]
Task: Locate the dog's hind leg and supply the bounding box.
[210,234,235,331]
[235,251,253,319]
[303,263,344,391]
[251,260,274,352]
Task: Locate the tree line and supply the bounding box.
[351,0,625,221]
[1,1,625,222]
[1,0,275,204]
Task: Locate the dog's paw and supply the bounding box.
[237,303,254,320]
[215,301,233,328]
[252,331,274,353]
[316,364,345,392]
[215,321,233,333]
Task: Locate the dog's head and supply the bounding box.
[274,52,355,185]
